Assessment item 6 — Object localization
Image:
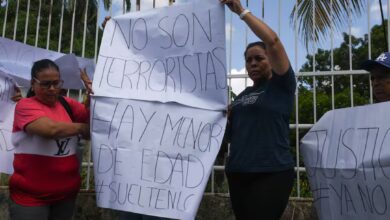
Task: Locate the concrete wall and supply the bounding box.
[0,190,317,219]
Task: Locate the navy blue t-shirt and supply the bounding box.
[226,66,296,172]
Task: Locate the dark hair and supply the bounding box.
[244,41,266,58]
[27,59,60,97]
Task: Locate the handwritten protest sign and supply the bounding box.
[91,97,225,219]
[301,102,390,220]
[93,0,227,110]
[91,0,227,219]
[0,71,17,174]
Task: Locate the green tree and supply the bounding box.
[0,0,131,58]
[0,0,95,57]
[297,21,387,121]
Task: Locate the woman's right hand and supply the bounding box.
[223,105,232,118]
[79,123,90,140]
[11,85,22,102]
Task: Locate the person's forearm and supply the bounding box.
[241,11,290,74]
[46,122,87,139]
[25,117,89,139]
[241,12,280,48]
[220,0,290,75]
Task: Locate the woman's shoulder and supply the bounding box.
[62,96,75,103]
[16,97,40,108]
[62,96,82,106]
[62,96,86,111]
[239,86,253,94]
[14,97,44,116]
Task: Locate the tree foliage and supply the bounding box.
[0,0,106,58]
[297,21,387,116]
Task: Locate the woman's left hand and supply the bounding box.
[220,0,244,15]
[80,68,94,95]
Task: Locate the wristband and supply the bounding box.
[239,9,251,19]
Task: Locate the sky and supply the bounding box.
[98,0,388,94]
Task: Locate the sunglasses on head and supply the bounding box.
[34,77,64,89]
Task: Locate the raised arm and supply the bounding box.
[220,0,290,75]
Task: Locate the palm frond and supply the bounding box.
[291,0,365,50]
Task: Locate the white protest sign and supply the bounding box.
[0,37,95,89]
[54,54,92,89]
[0,38,96,174]
[93,0,227,110]
[91,0,227,219]
[0,71,17,174]
[91,97,225,219]
[301,102,390,220]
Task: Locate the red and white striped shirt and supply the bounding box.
[10,96,89,206]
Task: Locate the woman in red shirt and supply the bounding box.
[10,59,91,220]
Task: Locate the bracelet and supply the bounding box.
[239,9,251,19]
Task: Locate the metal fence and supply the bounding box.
[1,0,387,199]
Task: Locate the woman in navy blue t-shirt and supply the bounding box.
[221,0,296,219]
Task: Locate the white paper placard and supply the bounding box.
[0,37,95,89]
[92,0,227,111]
[91,0,227,219]
[0,71,17,174]
[91,97,226,219]
[301,102,390,220]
